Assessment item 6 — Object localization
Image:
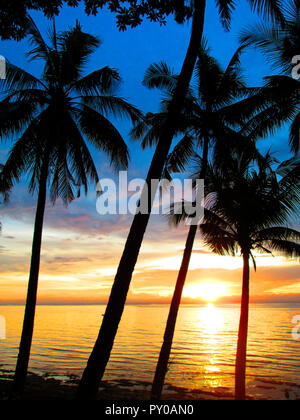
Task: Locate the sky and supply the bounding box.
[0,1,299,305]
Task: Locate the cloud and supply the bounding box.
[45,256,91,264]
[266,282,300,295]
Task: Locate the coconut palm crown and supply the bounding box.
[0,17,142,200]
[201,154,300,262]
[241,0,300,153]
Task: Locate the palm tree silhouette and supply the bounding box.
[134,44,265,399]
[241,0,300,153]
[200,153,300,400]
[78,0,286,399]
[0,17,141,395]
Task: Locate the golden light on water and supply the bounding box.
[183,282,228,302]
[198,304,224,388]
[198,304,224,341]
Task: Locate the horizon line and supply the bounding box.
[1,298,300,306]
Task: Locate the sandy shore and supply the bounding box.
[0,370,234,400]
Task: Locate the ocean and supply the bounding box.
[0,303,299,399]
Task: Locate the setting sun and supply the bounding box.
[183,282,228,302]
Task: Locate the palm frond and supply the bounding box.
[247,0,285,25]
[0,100,37,137]
[200,222,237,256]
[240,22,284,68]
[218,45,247,95]
[277,158,300,215]
[71,67,121,96]
[169,200,196,227]
[164,135,196,175]
[50,109,99,202]
[143,62,177,91]
[77,104,129,170]
[263,239,300,257]
[0,62,45,92]
[240,100,298,140]
[58,21,101,85]
[82,95,143,125]
[254,226,300,242]
[130,112,161,145]
[50,155,76,205]
[289,111,300,154]
[1,121,43,189]
[277,155,300,177]
[25,15,52,63]
[215,0,236,31]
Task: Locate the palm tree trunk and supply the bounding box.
[151,136,209,400]
[235,251,250,400]
[12,158,48,396]
[151,223,198,400]
[77,0,207,400]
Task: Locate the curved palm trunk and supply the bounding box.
[151,224,197,400]
[77,0,207,400]
[151,136,209,400]
[235,252,250,400]
[12,158,48,395]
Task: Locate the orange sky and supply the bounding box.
[0,4,299,307]
[0,196,299,305]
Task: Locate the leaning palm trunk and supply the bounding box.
[151,223,198,399]
[12,158,49,395]
[151,137,209,399]
[77,0,207,400]
[235,251,250,400]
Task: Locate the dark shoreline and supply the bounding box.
[0,370,234,400]
[1,369,300,400]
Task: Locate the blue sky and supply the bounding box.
[0,0,291,173]
[0,1,298,304]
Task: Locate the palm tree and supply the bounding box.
[78,0,286,399]
[200,153,300,400]
[241,0,300,153]
[136,45,263,399]
[0,17,141,395]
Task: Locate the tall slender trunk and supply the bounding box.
[77,0,207,400]
[12,158,48,396]
[235,251,250,400]
[151,135,209,400]
[151,224,197,400]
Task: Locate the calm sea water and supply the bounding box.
[0,304,300,399]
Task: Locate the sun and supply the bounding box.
[183,282,228,302]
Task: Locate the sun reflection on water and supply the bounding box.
[198,304,223,337]
[197,304,224,388]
